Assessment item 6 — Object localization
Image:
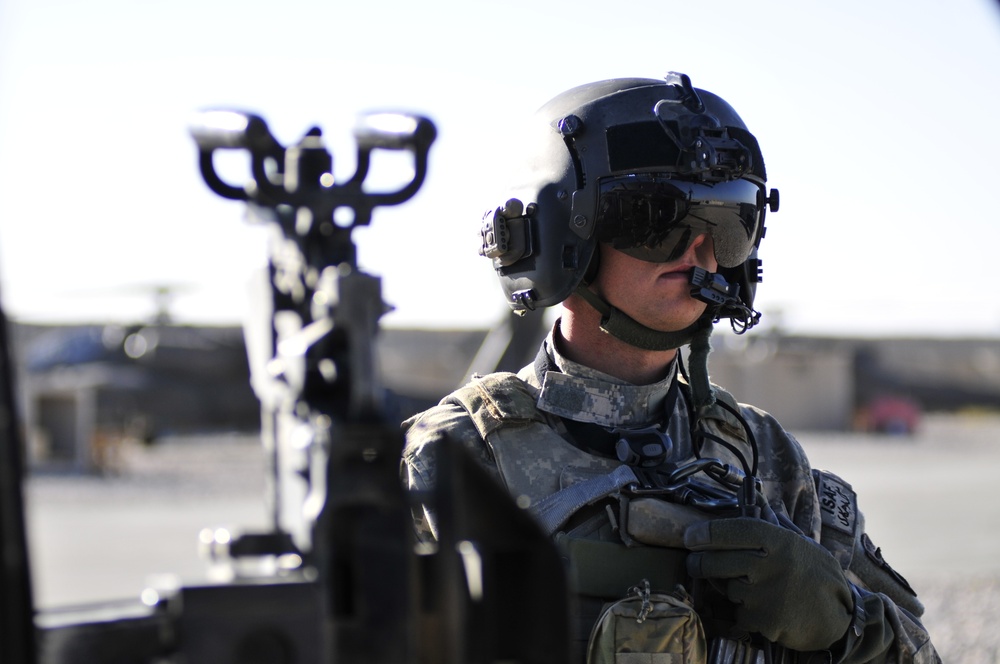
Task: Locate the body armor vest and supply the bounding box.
[435,366,928,663]
[448,369,750,596]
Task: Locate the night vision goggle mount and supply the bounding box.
[654,72,755,184]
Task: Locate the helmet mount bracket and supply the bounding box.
[479,198,534,267]
[663,71,705,114]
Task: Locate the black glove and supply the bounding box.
[685,517,854,652]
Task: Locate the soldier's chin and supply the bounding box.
[653,302,708,333]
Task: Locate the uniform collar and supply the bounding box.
[534,322,678,429]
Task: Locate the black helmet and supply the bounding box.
[479,73,779,345]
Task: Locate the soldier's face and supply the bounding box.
[591,232,717,333]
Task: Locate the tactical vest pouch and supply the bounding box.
[586,580,707,664]
[556,533,688,599]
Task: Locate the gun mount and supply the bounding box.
[11,108,568,664]
[190,108,436,562]
[189,109,438,661]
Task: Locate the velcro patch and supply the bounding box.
[816,471,857,537]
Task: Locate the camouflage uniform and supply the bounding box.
[402,324,940,663]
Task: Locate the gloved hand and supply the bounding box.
[685,517,854,652]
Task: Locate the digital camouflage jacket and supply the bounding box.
[401,329,940,664]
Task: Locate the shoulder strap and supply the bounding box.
[676,375,748,444]
[451,371,634,535]
[531,464,638,536]
[449,372,545,439]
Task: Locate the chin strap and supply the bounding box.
[685,323,716,415]
[572,269,723,413]
[572,284,712,352]
[573,265,759,353]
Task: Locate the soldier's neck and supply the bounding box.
[557,304,678,386]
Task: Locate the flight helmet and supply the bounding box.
[479,73,779,350]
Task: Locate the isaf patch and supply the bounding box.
[816,471,857,537]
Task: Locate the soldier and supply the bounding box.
[402,74,940,663]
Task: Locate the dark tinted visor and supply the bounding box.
[594,175,762,268]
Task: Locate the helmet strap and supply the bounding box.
[572,282,719,424]
[572,285,713,351]
[685,324,716,415]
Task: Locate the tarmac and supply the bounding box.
[23,414,1000,662]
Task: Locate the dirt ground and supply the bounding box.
[23,413,1000,662]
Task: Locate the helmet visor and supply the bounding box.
[595,176,762,268]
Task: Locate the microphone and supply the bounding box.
[689,267,739,307]
[688,267,761,333]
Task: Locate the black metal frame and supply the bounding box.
[3,109,570,664]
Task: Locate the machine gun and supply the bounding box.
[1,109,568,663]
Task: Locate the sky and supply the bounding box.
[1,0,999,338]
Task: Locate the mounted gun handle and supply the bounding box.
[353,112,436,152]
[189,111,274,151]
[189,111,285,201]
[347,112,437,212]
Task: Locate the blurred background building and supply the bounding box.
[12,313,1000,473]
